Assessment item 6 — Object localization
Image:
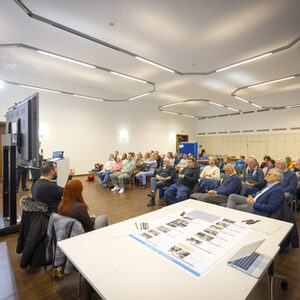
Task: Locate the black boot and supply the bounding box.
[147,197,155,207]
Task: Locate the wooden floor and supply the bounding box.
[0,177,299,300]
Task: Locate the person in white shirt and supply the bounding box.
[175,153,188,172]
[167,152,175,166]
[200,156,220,180]
[97,154,116,185]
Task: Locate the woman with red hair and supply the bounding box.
[58,179,108,232]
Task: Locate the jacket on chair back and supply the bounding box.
[16,196,49,269]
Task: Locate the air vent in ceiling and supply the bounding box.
[208,116,216,119]
[198,132,206,135]
[272,107,285,110]
[242,111,255,114]
[243,130,255,133]
[208,132,216,135]
[272,128,287,131]
[218,131,228,134]
[229,130,240,133]
[291,127,300,130]
[257,109,270,112]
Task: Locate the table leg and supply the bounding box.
[268,261,274,300]
[83,278,92,300]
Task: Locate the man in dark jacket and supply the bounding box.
[165,157,200,205]
[227,168,284,217]
[191,164,241,205]
[147,158,176,207]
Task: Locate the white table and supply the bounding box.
[58,200,293,300]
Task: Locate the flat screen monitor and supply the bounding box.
[5,93,39,167]
[52,151,64,159]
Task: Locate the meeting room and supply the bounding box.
[0,0,299,299]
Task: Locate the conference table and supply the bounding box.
[58,200,293,300]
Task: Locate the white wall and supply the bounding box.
[0,85,196,174]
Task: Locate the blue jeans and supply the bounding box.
[150,177,170,193]
[136,171,154,185]
[244,186,259,196]
[165,183,191,205]
[102,171,112,186]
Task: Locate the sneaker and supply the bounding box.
[119,188,124,194]
[103,186,109,190]
[112,186,120,191]
[140,185,146,190]
[147,190,155,197]
[147,198,155,207]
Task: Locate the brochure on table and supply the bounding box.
[129,208,254,278]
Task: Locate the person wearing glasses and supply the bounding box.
[226,168,284,217]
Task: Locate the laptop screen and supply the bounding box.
[52,151,64,159]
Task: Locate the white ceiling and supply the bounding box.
[0,0,299,116]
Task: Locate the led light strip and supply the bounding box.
[73,94,104,102]
[209,101,224,107]
[135,56,175,73]
[129,92,150,101]
[162,101,185,108]
[19,84,61,94]
[110,71,148,84]
[247,76,295,88]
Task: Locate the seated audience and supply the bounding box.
[294,159,300,205]
[241,158,265,196]
[200,156,220,180]
[147,158,176,207]
[121,153,128,164]
[165,157,200,205]
[110,153,136,194]
[220,155,230,177]
[58,180,108,232]
[263,159,275,175]
[260,155,271,169]
[32,161,64,213]
[155,150,161,169]
[191,164,241,205]
[275,158,298,203]
[133,152,144,175]
[174,152,180,166]
[286,156,294,170]
[227,168,284,217]
[175,153,188,172]
[235,155,246,168]
[97,154,115,183]
[114,150,119,161]
[102,156,123,189]
[135,153,157,189]
[144,152,150,162]
[197,152,209,167]
[167,152,175,166]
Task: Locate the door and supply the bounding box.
[0,122,6,180]
[176,134,188,153]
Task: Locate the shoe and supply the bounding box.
[140,185,146,190]
[147,190,155,197]
[112,186,120,191]
[119,188,124,194]
[103,186,109,190]
[22,188,30,192]
[147,198,155,207]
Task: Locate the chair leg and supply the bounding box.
[78,273,82,298]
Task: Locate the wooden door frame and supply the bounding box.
[176,134,189,153]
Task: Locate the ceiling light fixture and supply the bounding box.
[37,50,96,69]
[227,107,239,112]
[251,103,263,109]
[209,101,224,107]
[247,76,295,88]
[135,56,175,73]
[286,104,300,109]
[128,92,150,101]
[216,53,272,72]
[73,94,104,101]
[182,114,196,118]
[0,79,5,89]
[110,71,148,84]
[234,95,249,103]
[162,111,178,115]
[19,84,61,94]
[162,101,185,108]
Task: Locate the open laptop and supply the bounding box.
[228,240,271,278]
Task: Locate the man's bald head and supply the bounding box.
[224,163,234,176]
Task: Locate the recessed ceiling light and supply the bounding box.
[209,101,224,107]
[247,76,295,88]
[128,92,150,101]
[73,94,104,101]
[163,101,185,108]
[110,71,148,84]
[234,96,249,103]
[19,84,61,94]
[135,56,175,73]
[216,53,272,72]
[37,50,96,69]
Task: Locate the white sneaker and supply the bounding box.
[112,186,120,191]
[118,188,124,194]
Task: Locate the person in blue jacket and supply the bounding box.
[191,164,241,205]
[227,168,284,217]
[275,159,298,203]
